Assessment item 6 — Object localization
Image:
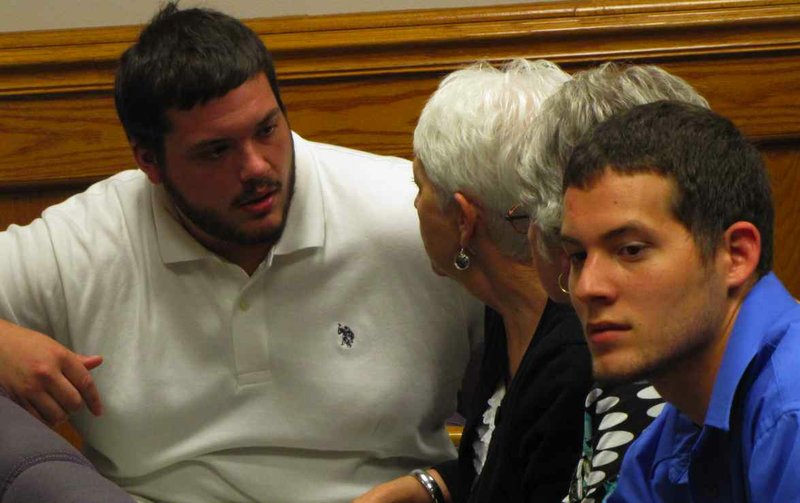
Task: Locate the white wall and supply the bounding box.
[0,0,544,33]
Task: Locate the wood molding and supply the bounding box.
[1,0,799,96]
[1,0,800,188]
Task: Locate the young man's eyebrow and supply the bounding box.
[560,234,582,247]
[600,222,647,242]
[561,221,649,246]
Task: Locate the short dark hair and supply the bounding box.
[564,100,774,277]
[114,2,285,158]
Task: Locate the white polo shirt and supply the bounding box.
[0,134,483,503]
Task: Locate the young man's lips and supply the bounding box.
[586,321,631,345]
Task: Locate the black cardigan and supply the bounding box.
[437,301,592,503]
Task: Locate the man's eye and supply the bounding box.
[198,144,228,160]
[567,250,586,266]
[619,244,646,258]
[257,124,276,138]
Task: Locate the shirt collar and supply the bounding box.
[704,272,794,430]
[271,132,325,257]
[152,131,325,265]
[151,183,214,264]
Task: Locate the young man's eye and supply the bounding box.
[567,250,586,266]
[619,243,646,259]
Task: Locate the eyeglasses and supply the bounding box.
[504,204,530,234]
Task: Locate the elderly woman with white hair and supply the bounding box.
[354,59,591,503]
[514,62,710,503]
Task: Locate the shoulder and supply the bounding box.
[2,171,149,248]
[295,134,419,236]
[296,134,411,185]
[42,170,149,227]
[745,313,800,439]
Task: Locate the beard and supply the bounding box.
[160,155,296,247]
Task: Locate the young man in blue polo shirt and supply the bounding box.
[560,100,800,502]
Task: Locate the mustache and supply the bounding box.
[233,178,282,206]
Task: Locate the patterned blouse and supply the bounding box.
[566,380,665,502]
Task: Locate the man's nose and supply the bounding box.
[572,253,617,306]
[240,141,271,181]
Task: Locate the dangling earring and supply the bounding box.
[454,247,471,271]
[558,272,570,294]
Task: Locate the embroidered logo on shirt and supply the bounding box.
[338,323,355,348]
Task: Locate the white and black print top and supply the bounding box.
[566,380,665,503]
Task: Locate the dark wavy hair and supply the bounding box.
[564,100,774,277]
[114,2,285,160]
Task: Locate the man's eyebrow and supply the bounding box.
[257,108,281,127]
[188,137,228,155]
[560,234,582,247]
[600,223,646,241]
[187,108,282,154]
[561,221,649,246]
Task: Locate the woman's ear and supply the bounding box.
[133,144,163,184]
[720,221,761,289]
[453,192,479,248]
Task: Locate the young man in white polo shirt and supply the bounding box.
[0,3,482,502]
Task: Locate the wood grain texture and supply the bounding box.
[764,144,800,293]
[1,0,799,298]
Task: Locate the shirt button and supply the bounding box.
[239,299,250,311]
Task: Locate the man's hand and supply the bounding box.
[352,470,450,503]
[0,319,103,427]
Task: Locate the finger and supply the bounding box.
[26,393,69,427]
[62,356,103,416]
[77,354,104,371]
[45,373,86,414]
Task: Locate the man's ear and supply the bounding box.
[453,192,479,248]
[721,221,761,289]
[133,144,162,184]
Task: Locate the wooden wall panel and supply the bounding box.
[1,0,799,296]
[0,94,129,189]
[764,144,800,290]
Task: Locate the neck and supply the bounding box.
[653,285,750,425]
[175,207,272,276]
[484,258,549,381]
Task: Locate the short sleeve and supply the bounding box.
[0,218,66,338]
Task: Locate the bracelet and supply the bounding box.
[410,468,444,503]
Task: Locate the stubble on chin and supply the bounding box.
[161,159,297,247]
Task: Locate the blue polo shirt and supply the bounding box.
[609,273,800,503]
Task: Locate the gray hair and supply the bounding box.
[413,58,571,260]
[515,62,709,256]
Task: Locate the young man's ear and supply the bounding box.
[133,145,162,184]
[453,192,479,248]
[721,221,761,290]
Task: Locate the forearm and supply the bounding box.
[352,469,452,503]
